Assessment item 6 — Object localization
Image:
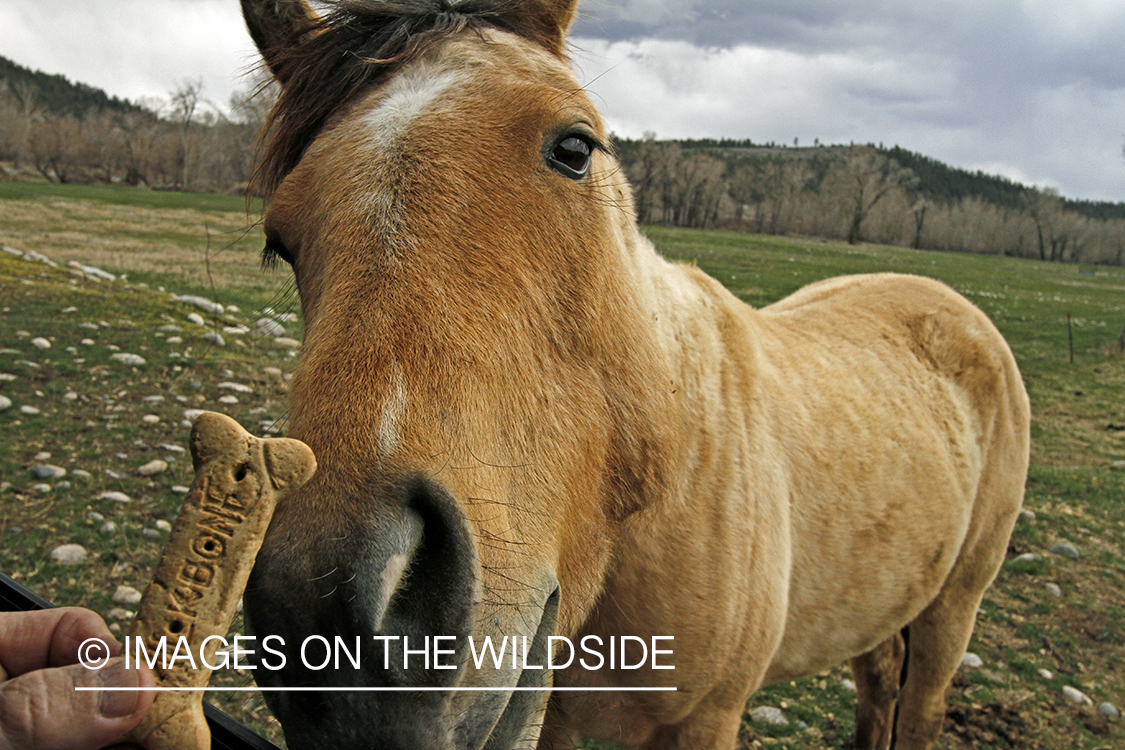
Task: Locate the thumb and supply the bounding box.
[0,657,154,750]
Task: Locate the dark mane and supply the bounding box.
[253,0,543,197]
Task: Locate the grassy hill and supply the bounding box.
[0,54,150,119]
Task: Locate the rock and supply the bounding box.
[30,465,66,479]
[1062,686,1093,705]
[160,444,186,454]
[1099,702,1119,718]
[203,331,225,346]
[218,381,253,393]
[175,295,225,316]
[80,338,94,346]
[110,353,146,366]
[1050,543,1079,560]
[50,544,88,564]
[142,395,165,403]
[183,409,207,422]
[218,395,239,404]
[97,491,131,503]
[20,405,41,415]
[63,390,78,400]
[749,706,789,727]
[187,312,206,326]
[166,336,183,344]
[1112,460,1125,470]
[33,483,52,494]
[840,678,857,691]
[113,585,143,605]
[141,528,162,541]
[253,318,286,337]
[274,337,301,348]
[171,485,190,494]
[1038,668,1054,680]
[1019,508,1036,521]
[1045,582,1062,597]
[136,459,168,476]
[1011,552,1041,563]
[142,414,160,424]
[31,337,51,349]
[99,521,117,535]
[961,652,983,668]
[155,519,172,532]
[106,608,134,621]
[34,451,51,461]
[88,511,105,522]
[0,396,10,411]
[71,469,92,481]
[224,325,250,335]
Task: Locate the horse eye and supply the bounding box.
[262,238,294,270]
[548,135,593,179]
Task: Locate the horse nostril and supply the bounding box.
[245,475,478,689]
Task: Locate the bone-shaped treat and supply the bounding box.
[123,412,316,750]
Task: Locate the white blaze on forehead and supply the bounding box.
[364,59,466,151]
[379,363,409,456]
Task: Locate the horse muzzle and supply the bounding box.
[243,473,559,749]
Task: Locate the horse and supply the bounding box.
[238,2,1031,748]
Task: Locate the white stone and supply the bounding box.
[1019,508,1036,521]
[218,381,253,393]
[97,491,131,503]
[1045,582,1062,597]
[136,459,168,476]
[0,396,11,411]
[253,318,286,337]
[99,521,117,535]
[840,678,857,691]
[175,295,225,316]
[183,409,208,422]
[203,331,225,346]
[113,585,143,605]
[749,706,789,726]
[187,312,206,326]
[275,337,301,348]
[1038,668,1054,680]
[143,395,165,403]
[1011,552,1041,563]
[171,485,190,494]
[142,414,160,424]
[20,405,41,415]
[961,652,983,668]
[31,337,51,349]
[1062,686,1093,705]
[106,608,134,621]
[1099,702,1120,718]
[50,544,88,564]
[110,353,146,366]
[218,395,239,404]
[155,519,173,532]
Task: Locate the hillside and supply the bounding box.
[0,54,149,119]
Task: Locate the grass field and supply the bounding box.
[1,183,1123,749]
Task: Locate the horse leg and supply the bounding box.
[850,630,905,750]
[639,704,743,750]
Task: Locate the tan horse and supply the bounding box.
[239,2,1031,748]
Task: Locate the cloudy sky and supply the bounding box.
[3,0,1125,202]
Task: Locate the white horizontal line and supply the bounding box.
[77,686,676,692]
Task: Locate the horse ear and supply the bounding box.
[511,0,580,57]
[241,0,321,80]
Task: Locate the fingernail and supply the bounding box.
[96,659,142,718]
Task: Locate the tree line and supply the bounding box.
[615,136,1125,266]
[0,56,270,193]
[3,54,1122,265]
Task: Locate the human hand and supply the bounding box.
[0,607,155,749]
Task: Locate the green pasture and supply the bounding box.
[1,183,1122,749]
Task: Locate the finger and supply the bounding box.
[0,609,121,679]
[0,657,154,750]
